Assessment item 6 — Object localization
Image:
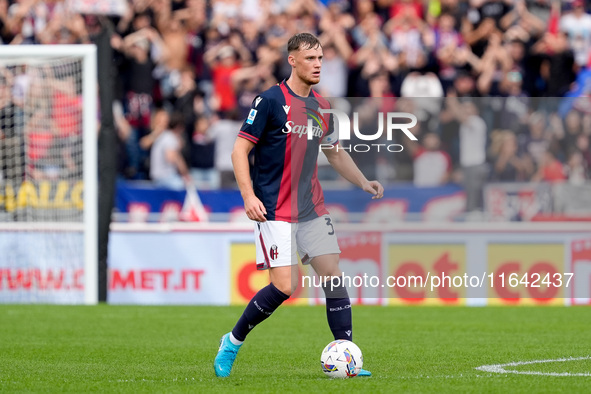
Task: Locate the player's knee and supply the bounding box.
[274,280,297,297]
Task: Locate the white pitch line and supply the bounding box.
[476,356,591,377]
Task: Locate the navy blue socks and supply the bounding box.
[322,278,353,341]
[231,279,352,343]
[232,283,290,341]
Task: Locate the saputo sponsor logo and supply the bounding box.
[282,121,324,139]
[281,107,327,139]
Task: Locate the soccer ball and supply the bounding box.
[320,340,363,378]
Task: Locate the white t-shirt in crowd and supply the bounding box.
[560,13,591,65]
[210,119,241,172]
[459,115,487,167]
[413,149,451,187]
[150,130,180,181]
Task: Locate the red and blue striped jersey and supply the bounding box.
[238,80,338,223]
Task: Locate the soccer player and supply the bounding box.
[214,32,384,378]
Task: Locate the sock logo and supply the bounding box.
[254,300,272,315]
[269,245,279,260]
[248,324,254,330]
[329,304,351,312]
[345,330,352,337]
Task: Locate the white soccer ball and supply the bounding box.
[320,340,363,378]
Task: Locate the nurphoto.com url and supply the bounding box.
[302,272,574,292]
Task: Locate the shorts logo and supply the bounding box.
[246,109,257,124]
[270,245,279,260]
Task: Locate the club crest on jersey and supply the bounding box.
[269,245,279,260]
[246,109,258,124]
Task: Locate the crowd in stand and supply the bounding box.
[1,0,591,202]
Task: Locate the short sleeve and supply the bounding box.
[320,111,338,146]
[238,95,271,144]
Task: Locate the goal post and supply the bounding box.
[0,45,98,304]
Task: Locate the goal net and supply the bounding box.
[0,45,97,304]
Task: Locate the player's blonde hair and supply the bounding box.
[287,33,321,53]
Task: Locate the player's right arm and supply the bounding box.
[231,137,267,222]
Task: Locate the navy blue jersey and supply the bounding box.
[238,80,337,223]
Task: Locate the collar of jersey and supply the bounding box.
[282,80,314,98]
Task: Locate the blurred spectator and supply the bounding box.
[112,23,168,179]
[204,34,252,115]
[389,0,423,21]
[190,116,217,189]
[155,11,191,101]
[439,72,478,166]
[352,11,387,49]
[526,0,552,23]
[171,66,200,133]
[232,59,278,119]
[11,64,29,114]
[502,0,546,44]
[316,32,351,97]
[0,68,23,183]
[139,108,169,151]
[521,112,549,168]
[401,71,444,97]
[532,31,575,96]
[489,130,531,181]
[447,93,488,213]
[149,111,191,189]
[37,11,91,45]
[497,69,529,131]
[463,0,512,58]
[0,67,16,139]
[112,100,132,176]
[575,133,591,171]
[0,0,13,44]
[210,110,242,188]
[559,109,583,158]
[433,12,465,91]
[6,0,66,44]
[350,13,397,96]
[411,132,452,186]
[26,111,55,180]
[475,30,512,96]
[385,2,432,71]
[559,0,591,66]
[565,149,588,185]
[532,149,566,182]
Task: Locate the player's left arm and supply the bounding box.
[322,146,384,199]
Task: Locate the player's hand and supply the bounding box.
[244,195,267,222]
[362,180,384,200]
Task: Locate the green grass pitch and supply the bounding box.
[1,305,590,392]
